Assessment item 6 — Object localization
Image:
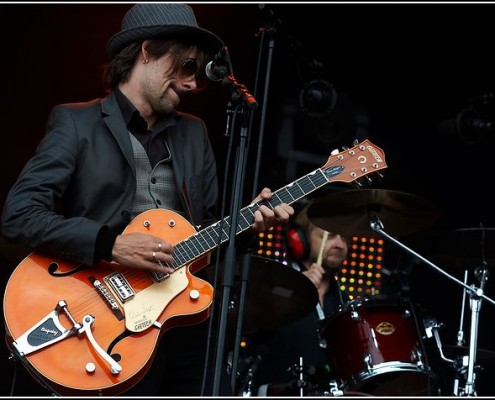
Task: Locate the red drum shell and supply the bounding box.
[322,297,433,396]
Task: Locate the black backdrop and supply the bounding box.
[1,3,495,396]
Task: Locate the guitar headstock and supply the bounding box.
[321,139,387,184]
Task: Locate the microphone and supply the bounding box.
[205,47,230,82]
[206,46,258,109]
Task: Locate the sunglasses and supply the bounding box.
[179,58,199,77]
[178,58,210,90]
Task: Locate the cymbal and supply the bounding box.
[443,344,495,364]
[232,256,318,333]
[430,227,495,270]
[307,189,439,238]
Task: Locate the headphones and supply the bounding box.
[285,201,312,260]
[285,223,310,260]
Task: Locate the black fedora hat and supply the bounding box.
[107,3,224,58]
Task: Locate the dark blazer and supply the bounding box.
[1,91,218,266]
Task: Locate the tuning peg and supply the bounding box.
[375,172,385,182]
[353,175,372,188]
[364,175,374,184]
[353,179,363,188]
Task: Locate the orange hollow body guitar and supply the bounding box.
[3,139,387,396]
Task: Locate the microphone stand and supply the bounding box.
[211,71,258,396]
[369,215,495,396]
[230,16,278,395]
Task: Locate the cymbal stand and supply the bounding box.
[298,356,305,397]
[453,270,469,396]
[457,270,469,347]
[369,215,495,396]
[461,262,489,396]
[287,357,308,397]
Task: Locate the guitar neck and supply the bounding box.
[171,165,340,269]
[172,138,387,269]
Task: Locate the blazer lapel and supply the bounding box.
[101,92,135,173]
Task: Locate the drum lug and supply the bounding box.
[363,352,373,370]
[403,308,411,318]
[412,347,425,366]
[325,380,344,397]
[350,310,361,321]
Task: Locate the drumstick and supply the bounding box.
[316,231,329,265]
[316,230,346,305]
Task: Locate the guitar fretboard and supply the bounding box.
[171,165,343,269]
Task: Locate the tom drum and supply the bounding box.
[322,296,435,396]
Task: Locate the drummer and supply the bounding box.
[253,200,350,396]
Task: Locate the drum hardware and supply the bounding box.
[298,357,305,397]
[350,310,361,321]
[238,371,255,397]
[423,315,495,395]
[234,344,269,397]
[363,354,372,371]
[286,357,313,397]
[452,262,489,396]
[457,270,469,347]
[412,347,425,367]
[236,356,258,397]
[368,216,495,397]
[442,346,495,365]
[325,380,345,397]
[423,306,465,364]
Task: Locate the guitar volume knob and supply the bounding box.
[189,289,200,300]
[86,362,96,374]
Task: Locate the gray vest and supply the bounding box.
[129,133,183,219]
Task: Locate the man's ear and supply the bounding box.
[141,40,151,63]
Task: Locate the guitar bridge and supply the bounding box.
[11,300,81,356]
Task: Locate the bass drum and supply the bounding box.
[321,296,436,396]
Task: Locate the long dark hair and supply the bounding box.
[102,38,211,90]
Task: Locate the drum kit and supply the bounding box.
[231,188,495,397]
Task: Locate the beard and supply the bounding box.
[155,89,179,114]
[322,253,346,272]
[142,79,180,115]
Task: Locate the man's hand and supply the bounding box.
[302,262,326,289]
[111,232,175,273]
[252,187,294,232]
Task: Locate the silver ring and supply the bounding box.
[157,242,162,251]
[152,251,157,260]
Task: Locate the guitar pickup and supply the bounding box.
[150,270,170,282]
[104,272,135,303]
